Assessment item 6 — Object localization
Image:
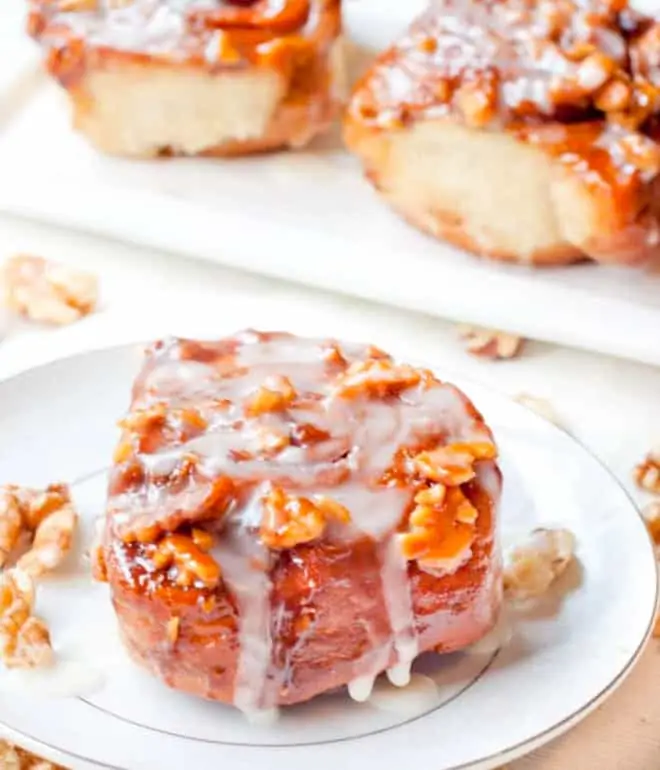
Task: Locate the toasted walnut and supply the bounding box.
[332,358,426,399]
[642,502,660,548]
[0,484,76,576]
[412,442,497,485]
[152,534,221,588]
[503,528,576,600]
[457,325,524,360]
[260,486,351,549]
[514,393,563,428]
[0,569,53,670]
[1,255,98,325]
[634,450,660,494]
[400,486,476,572]
[244,375,296,417]
[17,504,78,578]
[323,341,348,368]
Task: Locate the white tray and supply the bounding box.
[1,0,660,367]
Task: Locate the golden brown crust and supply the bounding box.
[345,0,660,267]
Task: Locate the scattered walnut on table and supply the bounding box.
[503,528,576,600]
[0,484,78,577]
[1,254,98,326]
[456,324,525,360]
[634,450,660,494]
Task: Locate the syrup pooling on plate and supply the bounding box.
[102,332,501,715]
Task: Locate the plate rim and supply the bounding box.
[0,340,657,770]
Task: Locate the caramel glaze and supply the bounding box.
[347,0,660,264]
[99,332,502,711]
[27,0,341,97]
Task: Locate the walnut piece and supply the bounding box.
[260,486,351,549]
[0,484,78,577]
[503,528,576,600]
[412,442,497,485]
[399,486,477,572]
[0,568,53,670]
[151,534,221,588]
[1,255,98,326]
[634,450,660,494]
[244,375,297,417]
[332,358,428,399]
[457,324,525,360]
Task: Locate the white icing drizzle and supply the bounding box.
[211,488,274,716]
[368,673,441,715]
[380,537,418,683]
[347,674,377,703]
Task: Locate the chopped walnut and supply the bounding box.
[152,534,221,588]
[1,255,98,325]
[18,504,78,578]
[412,442,497,485]
[457,325,525,360]
[514,393,563,427]
[0,484,77,577]
[244,375,296,417]
[400,486,476,572]
[260,487,351,549]
[0,569,53,670]
[642,502,660,548]
[503,528,576,600]
[332,358,427,399]
[634,450,660,494]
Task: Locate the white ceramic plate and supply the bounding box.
[0,341,656,770]
[2,0,660,367]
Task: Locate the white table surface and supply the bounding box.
[0,210,659,768]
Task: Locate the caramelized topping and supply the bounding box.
[105,333,499,587]
[260,485,350,549]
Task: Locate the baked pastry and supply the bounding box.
[95,331,502,714]
[28,0,344,157]
[345,0,660,266]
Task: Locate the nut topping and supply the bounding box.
[412,442,497,485]
[152,534,221,588]
[260,486,350,549]
[245,375,297,416]
[332,358,425,399]
[399,486,477,572]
